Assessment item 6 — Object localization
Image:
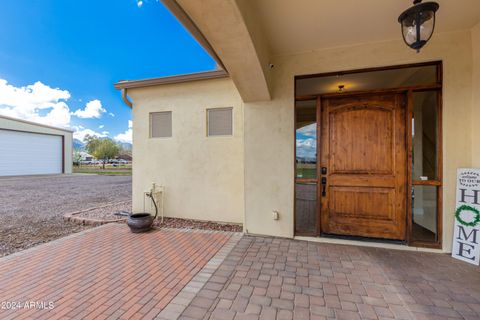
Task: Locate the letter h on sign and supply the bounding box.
[459,189,480,205]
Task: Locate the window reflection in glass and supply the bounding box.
[412,186,437,242]
[295,183,317,235]
[295,100,317,178]
[412,91,438,181]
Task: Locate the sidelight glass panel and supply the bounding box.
[295,183,317,235]
[295,100,317,178]
[412,91,438,181]
[412,186,438,242]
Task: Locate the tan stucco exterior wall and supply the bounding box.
[243,30,474,252]
[128,78,244,224]
[0,116,73,174]
[472,22,480,167]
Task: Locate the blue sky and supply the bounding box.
[0,0,216,143]
[296,123,316,160]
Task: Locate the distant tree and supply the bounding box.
[84,135,100,153]
[73,150,82,167]
[84,136,120,169]
[117,143,132,157]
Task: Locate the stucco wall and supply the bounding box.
[129,78,244,224]
[0,116,73,174]
[472,22,480,167]
[243,30,474,252]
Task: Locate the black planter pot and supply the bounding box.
[127,191,159,233]
[127,213,154,233]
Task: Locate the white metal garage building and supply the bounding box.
[0,115,73,176]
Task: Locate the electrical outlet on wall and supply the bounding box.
[272,210,279,220]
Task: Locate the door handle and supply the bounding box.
[321,177,327,197]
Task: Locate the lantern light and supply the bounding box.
[398,0,439,52]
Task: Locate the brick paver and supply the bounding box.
[179,236,480,320]
[0,224,233,319]
[2,227,479,320]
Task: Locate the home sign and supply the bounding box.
[452,168,480,265]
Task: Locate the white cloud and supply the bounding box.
[296,138,316,159]
[109,112,115,117]
[296,124,317,159]
[297,123,316,137]
[73,127,108,141]
[0,79,72,128]
[0,78,119,145]
[137,1,143,7]
[296,138,316,148]
[114,120,132,144]
[98,124,105,129]
[0,79,71,106]
[72,99,106,119]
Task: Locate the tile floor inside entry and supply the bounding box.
[0,224,479,320]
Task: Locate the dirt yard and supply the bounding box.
[0,174,131,257]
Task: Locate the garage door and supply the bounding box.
[0,130,63,176]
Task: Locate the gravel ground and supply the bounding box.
[153,217,243,232]
[0,174,131,257]
[74,201,132,221]
[74,202,242,232]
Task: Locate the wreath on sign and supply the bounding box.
[455,205,480,227]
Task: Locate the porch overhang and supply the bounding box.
[162,0,272,102]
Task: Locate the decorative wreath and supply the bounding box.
[455,205,480,227]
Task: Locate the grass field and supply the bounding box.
[73,165,132,176]
[296,167,317,179]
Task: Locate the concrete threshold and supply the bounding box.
[294,235,446,253]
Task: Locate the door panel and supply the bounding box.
[0,130,63,176]
[330,106,394,174]
[320,93,406,240]
[330,186,394,221]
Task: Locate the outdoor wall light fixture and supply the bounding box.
[398,0,439,52]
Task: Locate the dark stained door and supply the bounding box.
[320,93,407,240]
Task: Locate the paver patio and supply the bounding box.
[0,224,240,320]
[1,224,479,320]
[179,236,480,320]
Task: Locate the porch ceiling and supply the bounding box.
[251,0,480,56]
[169,0,480,102]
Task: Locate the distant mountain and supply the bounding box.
[73,139,85,150]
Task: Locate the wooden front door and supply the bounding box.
[320,92,407,240]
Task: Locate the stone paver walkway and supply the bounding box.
[0,224,239,320]
[1,225,479,319]
[179,236,480,320]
